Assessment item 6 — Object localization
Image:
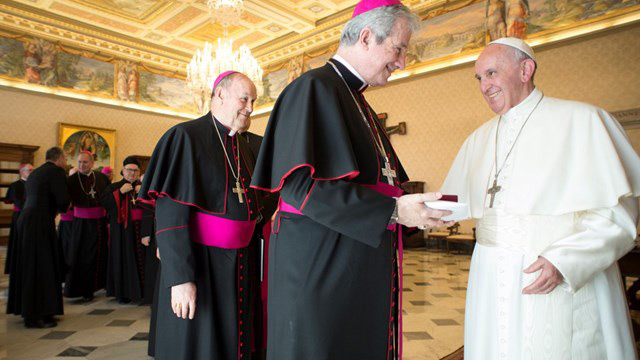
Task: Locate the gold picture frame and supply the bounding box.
[58,123,116,170]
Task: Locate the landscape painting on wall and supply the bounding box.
[407,2,486,66]
[56,53,115,96]
[527,0,640,34]
[138,71,196,113]
[256,67,288,107]
[0,37,25,78]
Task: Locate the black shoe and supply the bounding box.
[24,319,57,329]
[82,295,94,303]
[118,298,131,304]
[43,315,58,324]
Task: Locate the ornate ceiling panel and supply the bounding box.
[0,0,466,74]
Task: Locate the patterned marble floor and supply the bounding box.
[0,247,469,360]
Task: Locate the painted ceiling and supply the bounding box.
[0,0,450,73]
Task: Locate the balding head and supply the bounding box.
[210,73,257,135]
[77,152,94,175]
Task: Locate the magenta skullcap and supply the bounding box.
[101,166,113,175]
[352,0,402,17]
[212,71,238,94]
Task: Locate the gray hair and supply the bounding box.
[507,45,537,82]
[45,146,64,161]
[340,5,419,46]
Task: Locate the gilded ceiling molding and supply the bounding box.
[0,3,191,72]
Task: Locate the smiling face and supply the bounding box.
[360,17,411,86]
[474,44,534,115]
[212,74,257,134]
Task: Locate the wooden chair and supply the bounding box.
[446,227,476,254]
[427,222,459,251]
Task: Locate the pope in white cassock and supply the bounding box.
[441,37,640,359]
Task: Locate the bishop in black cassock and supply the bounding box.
[102,156,145,303]
[64,151,110,301]
[3,163,33,275]
[139,71,264,360]
[250,1,450,358]
[7,147,69,328]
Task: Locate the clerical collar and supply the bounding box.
[212,114,233,137]
[503,87,543,121]
[330,55,368,92]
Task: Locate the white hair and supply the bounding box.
[340,5,419,46]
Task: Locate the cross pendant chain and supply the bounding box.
[89,189,96,199]
[233,181,245,203]
[381,159,397,185]
[487,178,502,208]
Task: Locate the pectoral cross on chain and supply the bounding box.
[233,180,245,203]
[487,178,501,208]
[381,160,397,185]
[89,189,96,199]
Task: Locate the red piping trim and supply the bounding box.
[250,163,359,193]
[156,224,189,235]
[146,192,226,215]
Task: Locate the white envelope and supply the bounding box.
[424,201,469,221]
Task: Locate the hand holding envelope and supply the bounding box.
[396,192,456,229]
[424,200,469,222]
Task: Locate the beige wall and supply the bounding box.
[252,22,640,231]
[2,23,639,233]
[0,87,184,175]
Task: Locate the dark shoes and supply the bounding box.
[24,318,57,329]
[118,298,131,304]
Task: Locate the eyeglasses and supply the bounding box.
[123,168,140,173]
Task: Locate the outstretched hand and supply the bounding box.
[397,192,454,229]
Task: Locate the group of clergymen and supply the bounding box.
[5,151,159,325]
[5,0,640,358]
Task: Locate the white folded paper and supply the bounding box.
[424,201,470,221]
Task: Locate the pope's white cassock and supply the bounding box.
[441,87,640,360]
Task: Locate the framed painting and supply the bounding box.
[58,123,116,170]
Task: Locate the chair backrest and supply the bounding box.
[447,222,460,235]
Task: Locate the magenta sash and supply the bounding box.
[278,181,406,358]
[13,205,21,212]
[190,211,256,249]
[131,208,143,221]
[74,206,106,219]
[60,209,75,221]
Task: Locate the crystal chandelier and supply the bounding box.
[187,0,264,114]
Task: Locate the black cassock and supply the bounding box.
[64,171,110,298]
[4,179,25,275]
[6,162,69,319]
[102,178,145,302]
[250,59,409,360]
[139,115,264,360]
[139,201,158,305]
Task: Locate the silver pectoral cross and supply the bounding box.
[487,178,501,208]
[233,180,245,203]
[89,189,96,199]
[381,160,397,185]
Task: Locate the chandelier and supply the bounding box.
[187,0,264,114]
